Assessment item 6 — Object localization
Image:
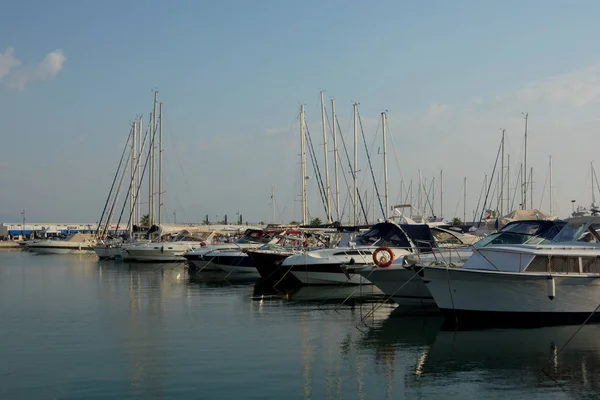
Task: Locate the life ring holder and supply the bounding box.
[372,246,394,268]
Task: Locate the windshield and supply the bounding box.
[354,223,411,248]
[500,222,542,235]
[552,221,600,243]
[473,232,549,248]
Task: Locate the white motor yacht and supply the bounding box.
[421,216,600,326]
[282,222,434,285]
[27,233,97,255]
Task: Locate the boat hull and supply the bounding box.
[290,264,371,285]
[248,250,299,289]
[358,266,436,307]
[423,266,600,327]
[28,244,95,255]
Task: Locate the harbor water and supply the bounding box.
[0,250,599,399]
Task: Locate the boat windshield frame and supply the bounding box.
[552,220,600,243]
[354,223,412,248]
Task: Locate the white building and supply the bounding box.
[0,223,123,240]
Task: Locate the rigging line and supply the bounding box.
[509,167,521,212]
[122,116,155,233]
[101,129,136,238]
[472,177,486,228]
[539,165,550,210]
[96,127,133,237]
[593,167,600,205]
[162,110,194,214]
[335,115,369,223]
[385,119,407,199]
[476,140,502,227]
[357,108,385,219]
[115,121,153,233]
[102,148,132,237]
[424,177,436,217]
[541,301,600,376]
[304,122,329,218]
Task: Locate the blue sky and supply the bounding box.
[2,0,600,223]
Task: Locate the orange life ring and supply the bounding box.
[372,246,394,268]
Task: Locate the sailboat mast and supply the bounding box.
[272,186,276,223]
[300,105,307,225]
[353,102,358,225]
[320,91,332,223]
[148,110,154,224]
[150,91,158,224]
[130,120,136,237]
[507,154,510,212]
[136,115,142,226]
[440,169,443,219]
[549,156,553,214]
[158,102,163,225]
[530,167,533,209]
[500,129,505,217]
[463,177,467,223]
[592,162,596,205]
[382,111,389,220]
[418,170,423,218]
[331,99,340,222]
[522,112,528,210]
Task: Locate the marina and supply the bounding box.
[4,1,600,398]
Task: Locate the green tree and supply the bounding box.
[310,217,322,226]
[290,220,299,225]
[452,217,463,226]
[141,214,152,227]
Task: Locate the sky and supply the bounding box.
[2,0,600,224]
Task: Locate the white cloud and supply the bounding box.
[0,47,21,80]
[494,63,600,109]
[9,49,66,90]
[427,103,448,117]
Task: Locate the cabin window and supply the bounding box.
[581,257,600,273]
[526,255,582,273]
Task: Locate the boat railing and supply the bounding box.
[409,239,470,267]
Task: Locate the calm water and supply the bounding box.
[1,250,599,399]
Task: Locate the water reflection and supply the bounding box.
[422,324,600,396]
[6,251,600,399]
[251,282,387,304]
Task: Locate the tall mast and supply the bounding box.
[331,99,340,222]
[522,112,528,210]
[440,169,443,219]
[519,163,523,209]
[271,186,276,223]
[300,105,307,225]
[530,167,533,209]
[592,162,596,205]
[549,156,553,214]
[320,91,332,223]
[463,177,467,223]
[158,102,163,224]
[137,115,142,226]
[500,129,505,217]
[148,110,154,224]
[150,91,158,224]
[507,154,510,213]
[418,170,423,218]
[130,120,136,237]
[353,103,358,225]
[382,111,389,220]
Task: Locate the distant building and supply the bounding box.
[0,223,124,240]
